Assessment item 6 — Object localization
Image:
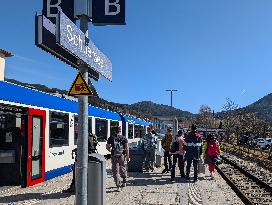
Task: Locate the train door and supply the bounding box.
[0,104,27,186]
[26,108,46,186]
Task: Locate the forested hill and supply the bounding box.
[4,78,193,120]
[245,93,272,120]
[130,101,193,119]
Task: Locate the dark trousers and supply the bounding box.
[163,151,172,170]
[171,154,185,179]
[186,159,198,180]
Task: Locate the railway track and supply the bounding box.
[216,155,272,205]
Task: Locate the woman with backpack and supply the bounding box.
[170,130,185,181]
[203,133,221,178]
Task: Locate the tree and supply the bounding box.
[195,105,214,129]
[221,98,239,142]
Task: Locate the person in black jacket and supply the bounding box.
[184,124,202,182]
[63,132,98,194]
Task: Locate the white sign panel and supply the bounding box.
[56,11,112,81]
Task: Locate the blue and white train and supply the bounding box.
[0,81,151,187]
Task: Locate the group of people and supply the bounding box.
[64,124,221,193]
[142,124,221,182]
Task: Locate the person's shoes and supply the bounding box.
[162,169,167,174]
[210,172,214,179]
[117,187,122,192]
[62,186,75,194]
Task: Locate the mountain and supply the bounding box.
[130,101,193,119]
[4,78,193,120]
[245,93,272,120]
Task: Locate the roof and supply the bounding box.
[0,81,150,126]
[0,49,13,57]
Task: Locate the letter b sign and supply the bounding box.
[42,0,75,23]
[92,0,125,25]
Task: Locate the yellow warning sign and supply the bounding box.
[68,72,93,96]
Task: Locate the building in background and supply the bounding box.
[0,48,13,81]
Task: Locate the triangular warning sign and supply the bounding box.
[68,72,93,96]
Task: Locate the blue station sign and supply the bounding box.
[56,11,112,81]
[42,0,75,23]
[92,0,126,25]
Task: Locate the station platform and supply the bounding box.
[0,161,243,205]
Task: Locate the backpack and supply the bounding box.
[170,141,180,153]
[112,135,126,156]
[207,141,219,157]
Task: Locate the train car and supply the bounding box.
[0,81,151,187]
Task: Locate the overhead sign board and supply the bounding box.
[56,11,112,81]
[35,14,99,81]
[92,0,126,25]
[42,0,75,23]
[68,72,93,96]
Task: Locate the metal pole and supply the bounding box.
[170,91,173,108]
[76,15,89,205]
[166,89,177,108]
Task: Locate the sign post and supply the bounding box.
[76,15,89,205]
[35,0,125,204]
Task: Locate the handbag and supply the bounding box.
[215,156,222,165]
[198,158,206,174]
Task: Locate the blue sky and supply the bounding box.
[1,0,272,114]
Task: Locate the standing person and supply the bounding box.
[141,127,157,172]
[184,124,202,182]
[203,134,221,178]
[170,130,185,181]
[161,127,173,174]
[106,126,129,192]
[63,133,98,193]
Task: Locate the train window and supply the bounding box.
[140,126,146,136]
[134,125,140,138]
[110,121,119,136]
[128,124,134,139]
[74,116,92,145]
[122,123,126,137]
[49,111,69,147]
[95,119,108,142]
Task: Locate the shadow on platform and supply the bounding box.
[0,191,70,204]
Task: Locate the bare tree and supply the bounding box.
[221,98,239,142]
[195,105,214,129]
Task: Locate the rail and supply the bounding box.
[216,155,272,205]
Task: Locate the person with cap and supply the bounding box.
[106,126,129,192]
[161,127,173,174]
[141,126,157,172]
[170,129,185,181]
[184,124,202,182]
[203,133,221,178]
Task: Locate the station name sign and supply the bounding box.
[35,14,99,81]
[56,11,112,81]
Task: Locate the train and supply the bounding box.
[0,81,151,187]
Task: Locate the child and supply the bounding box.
[203,134,221,178]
